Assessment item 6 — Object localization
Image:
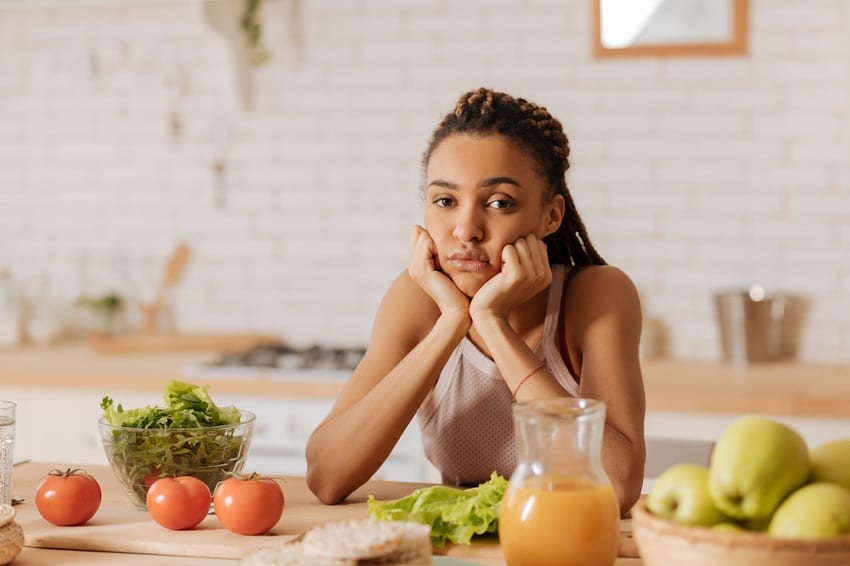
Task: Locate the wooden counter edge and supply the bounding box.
[3,345,850,417]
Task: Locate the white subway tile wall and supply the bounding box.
[1,0,849,361]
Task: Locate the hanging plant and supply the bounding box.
[242,0,270,65]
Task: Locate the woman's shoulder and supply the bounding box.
[563,264,641,315]
[561,264,642,348]
[569,264,638,293]
[374,269,441,340]
[384,269,440,304]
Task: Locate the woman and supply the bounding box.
[305,87,646,515]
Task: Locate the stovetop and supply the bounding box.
[184,343,366,381]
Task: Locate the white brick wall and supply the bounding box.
[1,0,849,362]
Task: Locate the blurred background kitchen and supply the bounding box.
[1,0,849,482]
[1,0,848,361]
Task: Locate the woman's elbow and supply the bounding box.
[305,454,354,504]
[306,470,347,505]
[617,443,646,515]
[305,445,349,504]
[603,434,645,515]
[618,473,643,516]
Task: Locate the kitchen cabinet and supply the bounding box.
[646,411,850,448]
[1,384,435,483]
[216,393,433,482]
[5,387,158,466]
[12,381,847,492]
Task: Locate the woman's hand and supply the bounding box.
[408,225,470,318]
[470,233,551,323]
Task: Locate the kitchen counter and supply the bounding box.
[2,343,849,417]
[0,342,341,398]
[9,461,640,565]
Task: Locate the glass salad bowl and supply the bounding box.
[97,381,255,510]
[98,412,255,510]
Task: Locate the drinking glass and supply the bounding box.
[0,401,15,506]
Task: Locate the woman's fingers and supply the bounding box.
[408,225,436,277]
[504,234,549,281]
[526,234,549,277]
[500,242,519,273]
[408,225,471,316]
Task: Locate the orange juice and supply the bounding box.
[499,475,619,566]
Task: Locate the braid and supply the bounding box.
[423,87,605,267]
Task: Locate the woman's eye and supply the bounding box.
[487,199,514,210]
[433,197,454,207]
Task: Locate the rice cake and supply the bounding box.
[241,519,432,566]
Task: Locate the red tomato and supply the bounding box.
[146,476,211,530]
[213,473,285,535]
[35,468,102,526]
[143,468,161,489]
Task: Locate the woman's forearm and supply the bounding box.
[305,313,468,504]
[472,314,566,401]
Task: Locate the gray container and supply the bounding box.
[714,286,786,367]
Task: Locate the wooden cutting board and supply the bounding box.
[16,465,297,560]
[24,512,297,560]
[13,462,636,561]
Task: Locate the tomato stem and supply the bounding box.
[226,471,261,481]
[48,468,90,478]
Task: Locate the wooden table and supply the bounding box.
[9,462,642,565]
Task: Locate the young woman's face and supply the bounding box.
[424,133,564,296]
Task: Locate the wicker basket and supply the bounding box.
[631,499,850,566]
[0,504,24,566]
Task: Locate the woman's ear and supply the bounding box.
[542,194,565,237]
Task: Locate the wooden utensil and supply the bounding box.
[138,243,190,334]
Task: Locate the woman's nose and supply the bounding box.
[453,205,484,242]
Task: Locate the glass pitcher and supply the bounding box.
[499,398,619,566]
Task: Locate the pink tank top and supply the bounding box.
[417,264,580,486]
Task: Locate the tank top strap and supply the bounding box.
[540,265,579,396]
[557,266,585,381]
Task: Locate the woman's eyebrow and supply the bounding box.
[479,176,522,189]
[427,177,522,190]
[427,179,457,189]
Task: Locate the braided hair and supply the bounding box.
[422,88,605,267]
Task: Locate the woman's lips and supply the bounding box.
[447,250,490,272]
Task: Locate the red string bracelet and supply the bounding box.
[511,360,546,401]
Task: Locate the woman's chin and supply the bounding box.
[449,273,490,297]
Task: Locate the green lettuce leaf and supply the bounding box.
[367,472,507,546]
[101,380,241,429]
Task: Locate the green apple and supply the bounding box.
[809,438,850,490]
[709,415,810,521]
[768,482,850,539]
[647,463,729,526]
